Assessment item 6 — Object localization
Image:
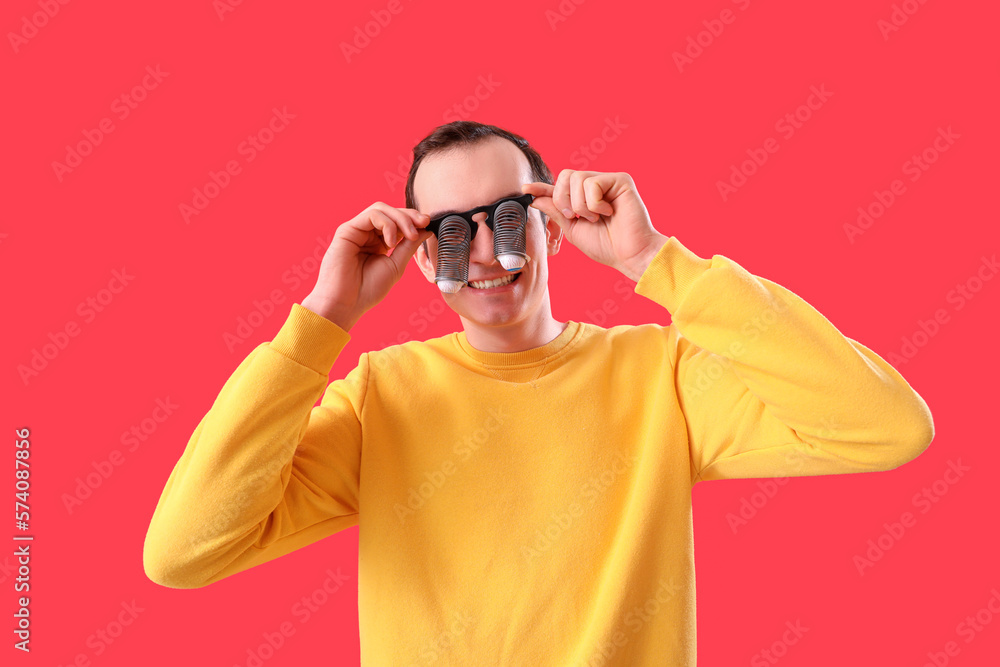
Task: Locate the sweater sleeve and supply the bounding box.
[143,303,366,589]
[633,236,935,485]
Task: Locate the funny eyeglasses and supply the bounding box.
[424,193,535,240]
[425,192,534,290]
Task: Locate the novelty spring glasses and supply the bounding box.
[425,193,534,293]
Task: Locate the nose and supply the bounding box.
[468,212,497,265]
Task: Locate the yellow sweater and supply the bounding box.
[143,236,934,665]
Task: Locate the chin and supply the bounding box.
[465,307,521,327]
[457,299,526,327]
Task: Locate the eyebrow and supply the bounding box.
[426,190,525,221]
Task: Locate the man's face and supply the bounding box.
[413,137,562,329]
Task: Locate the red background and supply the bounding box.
[5,0,999,665]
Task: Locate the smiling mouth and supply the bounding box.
[468,272,522,290]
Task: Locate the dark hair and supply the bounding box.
[404,121,553,256]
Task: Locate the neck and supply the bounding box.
[459,301,567,354]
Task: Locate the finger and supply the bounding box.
[526,191,554,217]
[526,194,565,227]
[375,204,421,242]
[584,175,615,217]
[386,205,428,242]
[400,208,432,229]
[521,182,553,197]
[524,184,555,220]
[387,228,427,272]
[551,169,576,220]
[369,209,401,248]
[375,202,430,243]
[569,172,599,222]
[532,195,576,243]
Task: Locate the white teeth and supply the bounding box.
[470,273,517,289]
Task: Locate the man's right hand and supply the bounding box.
[301,203,433,332]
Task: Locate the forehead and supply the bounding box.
[413,137,532,217]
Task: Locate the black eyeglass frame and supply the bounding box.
[424,193,536,240]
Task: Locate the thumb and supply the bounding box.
[387,230,430,274]
[530,195,574,237]
[529,195,559,222]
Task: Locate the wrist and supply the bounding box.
[623,233,669,282]
[300,294,358,332]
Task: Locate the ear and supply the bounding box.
[543,212,563,255]
[413,239,437,283]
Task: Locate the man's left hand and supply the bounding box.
[522,170,667,282]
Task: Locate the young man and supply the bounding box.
[143,121,934,665]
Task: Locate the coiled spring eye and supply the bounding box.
[492,200,528,272]
[429,194,534,293]
[434,216,471,294]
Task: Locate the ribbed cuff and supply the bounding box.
[634,236,714,315]
[268,303,352,375]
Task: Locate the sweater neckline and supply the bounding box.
[455,321,582,368]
